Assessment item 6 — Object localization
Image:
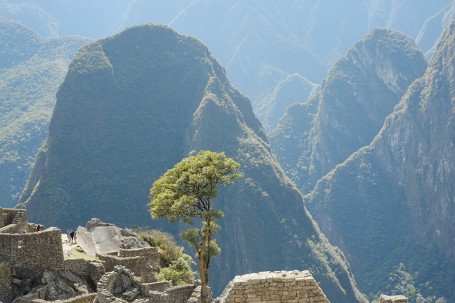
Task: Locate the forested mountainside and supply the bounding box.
[18,24,366,302]
[304,21,455,302]
[0,17,88,207]
[1,0,452,130]
[270,29,427,193]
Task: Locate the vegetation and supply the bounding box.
[139,229,195,286]
[0,17,88,207]
[149,150,241,302]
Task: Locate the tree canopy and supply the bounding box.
[149,150,241,302]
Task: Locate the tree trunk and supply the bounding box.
[199,252,210,303]
[199,218,211,303]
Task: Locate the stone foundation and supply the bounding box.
[97,248,158,283]
[13,293,97,303]
[379,294,408,303]
[215,270,329,303]
[0,228,64,271]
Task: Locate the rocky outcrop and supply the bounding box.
[271,29,427,193]
[76,219,123,256]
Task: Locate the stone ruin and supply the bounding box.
[0,209,201,303]
[379,295,408,303]
[214,270,329,303]
[95,265,198,303]
[0,208,409,303]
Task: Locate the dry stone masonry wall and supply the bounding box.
[216,270,329,303]
[379,294,408,303]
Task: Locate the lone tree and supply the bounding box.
[148,150,241,303]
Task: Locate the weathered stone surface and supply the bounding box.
[120,236,150,249]
[85,218,114,232]
[216,270,329,303]
[379,294,408,303]
[76,220,122,256]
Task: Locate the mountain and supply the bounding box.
[2,1,451,123]
[305,21,455,301]
[18,24,366,302]
[254,73,318,132]
[270,29,427,193]
[416,0,455,57]
[0,17,88,207]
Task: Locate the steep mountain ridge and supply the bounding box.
[254,73,319,132]
[0,17,88,207]
[270,29,427,193]
[1,0,453,131]
[305,21,455,301]
[19,24,366,302]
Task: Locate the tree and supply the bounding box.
[148,150,241,303]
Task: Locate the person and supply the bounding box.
[36,224,41,231]
[70,229,75,243]
[67,228,71,243]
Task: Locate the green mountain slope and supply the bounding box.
[305,21,455,302]
[270,29,427,193]
[19,24,366,302]
[0,17,88,207]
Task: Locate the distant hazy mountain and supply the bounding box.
[18,24,366,302]
[2,1,452,129]
[305,21,455,301]
[270,29,427,192]
[416,1,455,57]
[254,73,318,132]
[0,17,88,207]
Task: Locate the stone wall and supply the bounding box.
[167,284,197,303]
[216,270,329,303]
[14,293,97,303]
[97,249,157,283]
[0,228,64,270]
[97,253,146,276]
[379,294,408,303]
[0,223,20,234]
[141,281,171,293]
[63,259,105,285]
[0,261,12,303]
[0,208,28,228]
[119,247,161,268]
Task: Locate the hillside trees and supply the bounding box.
[148,150,241,303]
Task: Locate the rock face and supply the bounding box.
[76,219,122,256]
[270,29,427,192]
[305,21,455,301]
[19,24,365,302]
[0,17,88,207]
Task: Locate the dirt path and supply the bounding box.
[61,234,77,259]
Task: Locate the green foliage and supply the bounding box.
[149,150,241,302]
[140,229,186,267]
[0,17,88,207]
[156,256,195,286]
[181,227,221,259]
[139,228,195,285]
[150,150,241,224]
